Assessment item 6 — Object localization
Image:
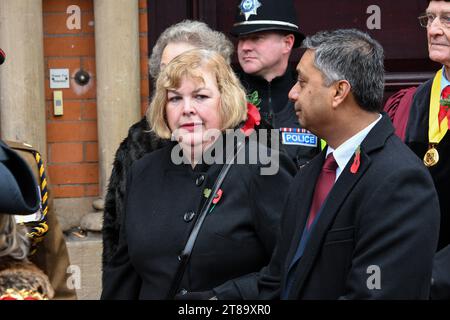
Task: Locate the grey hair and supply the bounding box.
[149,20,234,79]
[0,214,29,260]
[302,29,385,112]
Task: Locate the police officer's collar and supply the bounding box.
[238,63,296,85]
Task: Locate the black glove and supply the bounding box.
[175,290,216,300]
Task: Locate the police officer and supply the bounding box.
[231,0,321,166]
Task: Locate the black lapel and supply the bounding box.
[405,79,432,144]
[287,115,395,298]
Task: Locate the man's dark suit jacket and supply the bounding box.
[215,115,440,299]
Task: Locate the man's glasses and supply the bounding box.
[418,13,450,28]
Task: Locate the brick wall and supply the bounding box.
[43,0,149,199]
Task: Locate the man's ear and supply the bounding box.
[331,80,351,108]
[283,34,295,52]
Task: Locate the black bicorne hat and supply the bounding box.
[231,0,305,47]
[0,50,40,215]
[0,140,40,215]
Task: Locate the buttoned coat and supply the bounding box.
[101,139,296,299]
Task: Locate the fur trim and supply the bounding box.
[0,258,54,299]
[102,117,168,268]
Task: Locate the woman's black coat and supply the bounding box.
[101,139,296,299]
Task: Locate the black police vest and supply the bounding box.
[236,66,321,167]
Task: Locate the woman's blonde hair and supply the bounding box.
[148,49,247,139]
[0,214,29,260]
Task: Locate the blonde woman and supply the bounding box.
[101,49,296,299]
[103,20,234,268]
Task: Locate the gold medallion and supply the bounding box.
[423,146,439,167]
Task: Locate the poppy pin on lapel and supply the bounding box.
[204,188,224,214]
[350,145,361,174]
[212,189,223,205]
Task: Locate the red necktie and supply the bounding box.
[439,85,450,127]
[306,153,338,230]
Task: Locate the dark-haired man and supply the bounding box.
[211,29,440,300]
